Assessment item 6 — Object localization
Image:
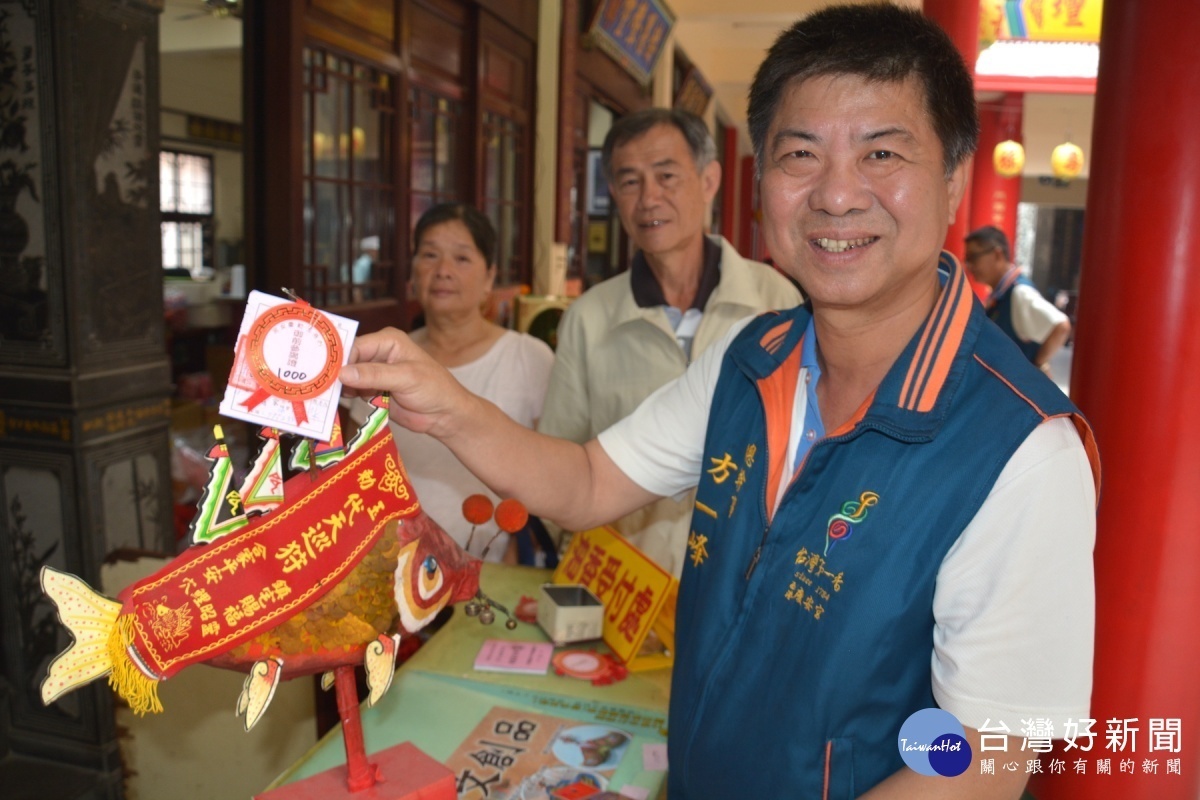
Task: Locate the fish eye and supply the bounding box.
[423,555,439,576]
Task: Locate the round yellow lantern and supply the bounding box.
[993,139,1025,178]
[1051,141,1085,180]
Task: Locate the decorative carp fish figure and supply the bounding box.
[39,398,497,730]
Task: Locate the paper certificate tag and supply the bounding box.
[219,291,358,440]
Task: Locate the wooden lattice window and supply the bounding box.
[301,47,396,308]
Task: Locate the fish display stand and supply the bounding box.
[255,665,454,799]
[37,400,481,800]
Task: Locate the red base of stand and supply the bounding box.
[255,742,456,800]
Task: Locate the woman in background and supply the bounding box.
[372,203,554,562]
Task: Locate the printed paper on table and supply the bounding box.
[445,705,633,800]
[552,527,677,671]
[473,639,555,676]
[219,291,357,441]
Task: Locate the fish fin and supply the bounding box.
[236,680,250,717]
[39,566,122,706]
[320,671,335,691]
[364,633,400,707]
[236,658,283,731]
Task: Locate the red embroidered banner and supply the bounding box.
[117,429,419,679]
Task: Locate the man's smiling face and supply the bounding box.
[759,74,968,319]
[609,123,719,264]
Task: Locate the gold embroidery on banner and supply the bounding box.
[144,601,194,651]
[380,454,412,500]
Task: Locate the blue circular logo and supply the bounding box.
[897,708,972,777]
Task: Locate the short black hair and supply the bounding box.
[412,203,497,267]
[748,2,979,177]
[601,108,716,182]
[965,225,1011,262]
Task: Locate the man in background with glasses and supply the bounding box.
[965,225,1072,374]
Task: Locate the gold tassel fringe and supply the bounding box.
[106,615,163,715]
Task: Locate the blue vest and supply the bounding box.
[988,271,1042,362]
[667,256,1096,799]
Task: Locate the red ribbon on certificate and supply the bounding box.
[241,387,309,425]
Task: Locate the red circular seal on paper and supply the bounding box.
[237,301,343,427]
[244,302,342,400]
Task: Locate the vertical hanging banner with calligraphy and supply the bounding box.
[587,0,676,87]
[553,527,677,671]
[220,290,358,441]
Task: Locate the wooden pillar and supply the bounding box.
[922,0,979,263]
[555,0,579,244]
[1031,1,1200,797]
[0,1,172,796]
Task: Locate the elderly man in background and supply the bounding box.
[965,224,1072,373]
[537,108,800,576]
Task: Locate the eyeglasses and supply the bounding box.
[964,248,997,264]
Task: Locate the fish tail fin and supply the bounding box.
[40,567,121,703]
[39,567,163,716]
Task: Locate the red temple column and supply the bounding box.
[720,126,738,244]
[739,154,756,258]
[923,0,979,262]
[967,92,1023,298]
[1031,1,1200,798]
[970,92,1022,246]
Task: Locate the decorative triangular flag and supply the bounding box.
[189,425,249,545]
[238,427,285,515]
[346,396,390,457]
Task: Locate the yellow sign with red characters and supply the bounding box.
[979,0,1101,45]
[552,526,677,671]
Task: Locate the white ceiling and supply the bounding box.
[160,0,242,54]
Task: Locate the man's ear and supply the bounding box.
[701,159,722,204]
[946,155,972,225]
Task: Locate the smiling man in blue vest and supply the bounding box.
[341,4,1100,798]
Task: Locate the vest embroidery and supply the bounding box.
[825,490,880,555]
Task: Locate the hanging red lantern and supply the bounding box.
[993,139,1025,178]
[1051,141,1085,180]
